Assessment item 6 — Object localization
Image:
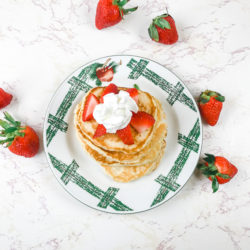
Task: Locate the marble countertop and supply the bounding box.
[1,0,250,249]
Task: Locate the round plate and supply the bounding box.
[43,55,202,214]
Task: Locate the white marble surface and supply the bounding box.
[0,0,250,249]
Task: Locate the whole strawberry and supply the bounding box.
[0,88,13,109]
[198,90,225,126]
[198,154,238,193]
[148,13,178,45]
[95,0,138,30]
[0,112,39,158]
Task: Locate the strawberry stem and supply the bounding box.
[133,84,139,90]
[102,58,111,69]
[112,0,138,18]
[122,6,138,15]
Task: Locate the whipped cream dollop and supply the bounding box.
[93,90,138,133]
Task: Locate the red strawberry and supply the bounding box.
[0,88,13,109]
[198,154,238,193]
[198,90,225,126]
[116,124,134,145]
[82,94,99,122]
[96,67,114,82]
[148,14,178,45]
[0,112,39,158]
[130,111,155,133]
[100,83,119,103]
[126,88,139,103]
[95,0,138,30]
[93,124,107,138]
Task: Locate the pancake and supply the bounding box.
[74,97,167,167]
[76,121,166,167]
[76,87,158,154]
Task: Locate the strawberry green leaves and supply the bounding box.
[122,6,138,15]
[203,153,215,164]
[197,162,221,193]
[211,173,230,193]
[211,176,219,193]
[148,24,159,41]
[3,112,21,127]
[214,96,225,102]
[154,15,171,29]
[133,84,139,90]
[197,162,218,178]
[0,112,25,147]
[199,90,225,104]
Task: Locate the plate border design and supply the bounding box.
[48,153,133,211]
[151,119,200,207]
[126,58,197,112]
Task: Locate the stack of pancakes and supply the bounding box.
[74,87,167,182]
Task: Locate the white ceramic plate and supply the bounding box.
[43,55,202,214]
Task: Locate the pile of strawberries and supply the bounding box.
[82,83,155,145]
[197,90,238,192]
[0,88,39,158]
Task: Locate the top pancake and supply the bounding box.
[75,87,158,154]
[74,97,167,167]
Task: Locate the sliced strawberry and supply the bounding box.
[100,83,119,103]
[0,88,13,109]
[82,94,99,122]
[126,88,139,103]
[130,111,155,133]
[116,125,134,145]
[93,124,107,138]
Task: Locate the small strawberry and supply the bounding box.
[126,88,139,103]
[100,83,119,103]
[96,67,114,82]
[82,94,99,121]
[91,59,121,86]
[198,154,238,193]
[0,88,13,109]
[198,90,225,126]
[93,124,107,138]
[0,112,39,158]
[148,13,178,45]
[130,111,155,133]
[95,0,138,30]
[116,124,134,145]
